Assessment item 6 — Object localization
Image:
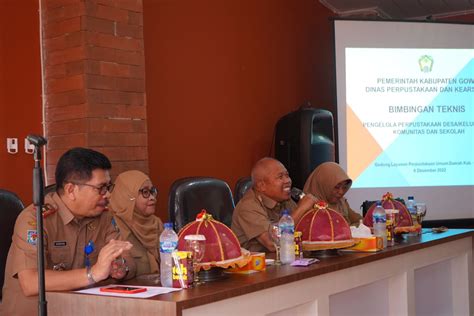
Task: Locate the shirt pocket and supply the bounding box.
[130,246,144,259]
[49,246,71,269]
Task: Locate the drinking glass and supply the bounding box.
[385,209,399,246]
[415,203,427,235]
[268,222,282,265]
[184,234,206,285]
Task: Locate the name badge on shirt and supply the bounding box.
[53,241,67,247]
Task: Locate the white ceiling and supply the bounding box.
[320,0,474,20]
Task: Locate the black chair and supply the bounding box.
[360,198,406,217]
[233,176,252,205]
[168,177,235,232]
[44,183,57,195]
[0,189,24,299]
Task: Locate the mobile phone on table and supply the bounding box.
[100,286,147,294]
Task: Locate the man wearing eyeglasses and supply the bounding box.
[1,147,136,315]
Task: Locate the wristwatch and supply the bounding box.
[86,265,96,285]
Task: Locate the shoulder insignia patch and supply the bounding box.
[42,204,57,218]
[27,230,38,245]
[33,204,58,219]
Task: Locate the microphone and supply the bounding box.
[27,134,47,147]
[290,187,305,202]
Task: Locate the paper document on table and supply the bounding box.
[75,285,181,298]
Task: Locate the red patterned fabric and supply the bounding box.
[177,210,242,263]
[363,192,413,228]
[295,202,353,250]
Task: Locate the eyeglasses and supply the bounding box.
[139,187,158,198]
[72,182,115,195]
[334,181,351,192]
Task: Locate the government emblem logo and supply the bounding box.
[419,55,434,73]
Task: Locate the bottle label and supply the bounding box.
[373,213,386,224]
[160,241,178,253]
[279,224,294,235]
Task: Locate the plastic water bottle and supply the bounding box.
[406,196,417,235]
[372,201,387,248]
[279,210,295,264]
[160,222,178,287]
[406,196,416,220]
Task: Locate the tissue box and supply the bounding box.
[343,237,383,252]
[226,252,266,274]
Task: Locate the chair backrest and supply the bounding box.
[168,177,235,232]
[44,183,57,195]
[360,198,406,217]
[0,189,24,298]
[233,176,252,205]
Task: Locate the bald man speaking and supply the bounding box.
[231,157,317,252]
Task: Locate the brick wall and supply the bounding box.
[41,0,148,183]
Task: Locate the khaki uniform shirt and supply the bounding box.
[231,189,296,252]
[123,221,163,276]
[0,192,122,316]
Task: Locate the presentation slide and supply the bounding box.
[334,20,474,220]
[346,48,473,188]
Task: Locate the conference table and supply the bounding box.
[47,229,473,316]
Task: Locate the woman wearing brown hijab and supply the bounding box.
[109,170,164,276]
[303,162,362,226]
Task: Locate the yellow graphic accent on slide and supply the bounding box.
[347,106,383,181]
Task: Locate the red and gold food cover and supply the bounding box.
[177,210,250,270]
[362,192,419,233]
[295,201,355,251]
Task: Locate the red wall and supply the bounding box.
[1,0,472,218]
[0,0,42,205]
[143,0,336,219]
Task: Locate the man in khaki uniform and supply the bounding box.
[231,157,317,252]
[1,148,136,316]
